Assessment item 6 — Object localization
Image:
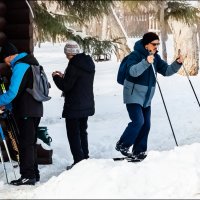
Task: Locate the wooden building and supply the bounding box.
[0,0,33,53]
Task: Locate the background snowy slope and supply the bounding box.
[1,36,200,198]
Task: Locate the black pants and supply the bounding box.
[65,117,89,164]
[15,116,41,179]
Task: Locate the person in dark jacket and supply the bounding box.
[116,32,183,160]
[52,40,95,170]
[0,42,43,185]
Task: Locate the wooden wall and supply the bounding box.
[0,0,33,76]
[0,0,33,55]
[5,0,33,53]
[0,0,6,47]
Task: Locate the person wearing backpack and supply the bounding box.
[116,32,183,160]
[52,40,95,170]
[0,42,43,185]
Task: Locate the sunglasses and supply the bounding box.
[150,43,160,46]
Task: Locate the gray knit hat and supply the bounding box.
[64,40,80,55]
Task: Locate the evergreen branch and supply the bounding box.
[165,1,200,24]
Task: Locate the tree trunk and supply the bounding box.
[168,19,199,75]
[101,14,108,40]
[159,2,168,61]
[109,6,131,62]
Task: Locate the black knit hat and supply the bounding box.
[142,32,159,46]
[1,42,18,59]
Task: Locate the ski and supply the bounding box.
[113,156,142,162]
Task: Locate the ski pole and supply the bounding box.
[0,78,20,142]
[4,111,20,165]
[0,143,8,183]
[0,77,20,164]
[0,125,17,179]
[0,109,20,166]
[178,49,200,107]
[7,130,20,166]
[6,111,20,140]
[149,53,178,146]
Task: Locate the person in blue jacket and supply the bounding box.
[116,32,183,159]
[0,42,43,185]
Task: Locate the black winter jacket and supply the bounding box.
[12,54,43,118]
[53,53,95,119]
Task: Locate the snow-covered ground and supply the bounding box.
[1,36,200,198]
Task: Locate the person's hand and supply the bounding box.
[52,72,57,77]
[176,49,183,64]
[147,54,154,64]
[176,54,183,64]
[0,106,5,114]
[52,71,63,77]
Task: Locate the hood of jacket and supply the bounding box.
[69,53,95,73]
[11,53,39,68]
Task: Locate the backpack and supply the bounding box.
[117,54,130,85]
[26,65,51,102]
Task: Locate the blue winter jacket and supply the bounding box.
[0,53,30,106]
[123,39,182,107]
[0,52,43,117]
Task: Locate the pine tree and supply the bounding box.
[32,0,115,56]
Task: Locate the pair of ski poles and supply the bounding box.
[0,124,17,184]
[0,77,19,183]
[151,49,199,147]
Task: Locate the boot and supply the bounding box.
[10,177,36,186]
[133,152,147,160]
[66,163,75,170]
[115,142,132,157]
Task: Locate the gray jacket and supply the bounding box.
[123,39,182,107]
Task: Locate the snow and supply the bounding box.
[1,35,200,198]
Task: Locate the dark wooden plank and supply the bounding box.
[5,24,32,39]
[0,32,6,46]
[0,2,6,17]
[5,1,28,9]
[0,17,6,31]
[4,0,34,54]
[10,38,33,53]
[6,9,30,24]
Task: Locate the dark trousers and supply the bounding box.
[119,104,151,154]
[65,117,89,164]
[15,116,40,179]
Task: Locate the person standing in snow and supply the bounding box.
[52,40,95,170]
[116,32,183,160]
[0,42,42,185]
